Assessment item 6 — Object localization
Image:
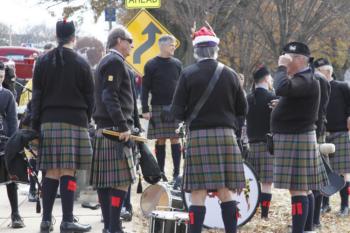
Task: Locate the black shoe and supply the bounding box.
[28,191,37,202]
[120,207,132,222]
[161,174,168,182]
[60,221,92,233]
[40,221,53,233]
[313,222,322,229]
[320,204,331,214]
[10,213,25,228]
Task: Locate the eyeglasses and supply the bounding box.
[121,37,133,44]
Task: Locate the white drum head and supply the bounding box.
[183,162,260,228]
[140,183,170,216]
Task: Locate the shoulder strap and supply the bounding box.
[187,62,224,125]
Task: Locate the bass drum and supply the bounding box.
[183,162,260,228]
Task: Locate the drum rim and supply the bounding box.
[181,161,261,228]
[140,182,172,217]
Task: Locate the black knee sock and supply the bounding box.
[42,177,59,222]
[221,201,238,233]
[260,192,272,218]
[322,196,329,207]
[29,158,37,192]
[291,196,308,233]
[340,182,350,208]
[189,205,206,233]
[155,144,166,173]
[109,189,126,233]
[60,175,76,222]
[123,185,132,210]
[313,191,322,225]
[97,188,110,230]
[6,183,19,214]
[171,143,181,178]
[304,193,315,231]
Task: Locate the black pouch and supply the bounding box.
[160,105,175,123]
[266,133,274,155]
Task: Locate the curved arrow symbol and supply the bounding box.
[133,22,162,64]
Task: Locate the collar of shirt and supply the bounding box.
[255,83,269,90]
[109,49,125,60]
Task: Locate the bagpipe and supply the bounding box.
[101,128,161,186]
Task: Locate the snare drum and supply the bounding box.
[149,210,188,233]
[183,162,260,228]
[141,182,184,216]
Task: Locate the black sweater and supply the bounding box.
[247,88,276,142]
[142,56,182,113]
[171,59,247,130]
[326,80,350,132]
[31,47,94,129]
[271,66,320,134]
[93,51,134,132]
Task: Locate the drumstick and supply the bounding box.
[102,129,148,143]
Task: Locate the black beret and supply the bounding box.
[56,20,75,40]
[253,65,270,81]
[0,61,4,70]
[313,58,331,68]
[282,41,310,57]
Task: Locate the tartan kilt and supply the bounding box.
[147,105,179,139]
[246,142,273,183]
[183,128,246,192]
[37,122,92,170]
[90,129,133,188]
[326,131,350,174]
[273,131,329,191]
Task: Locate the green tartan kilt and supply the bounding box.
[246,142,273,183]
[273,131,329,191]
[183,128,246,192]
[147,105,180,139]
[326,131,350,174]
[37,122,92,170]
[90,129,134,188]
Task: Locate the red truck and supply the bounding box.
[0,46,41,79]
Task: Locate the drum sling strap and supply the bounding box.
[186,62,224,125]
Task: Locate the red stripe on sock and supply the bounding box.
[296,202,303,215]
[347,187,350,195]
[292,204,296,215]
[111,196,121,207]
[67,180,77,191]
[267,201,271,208]
[189,212,194,225]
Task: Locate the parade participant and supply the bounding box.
[246,65,276,219]
[271,42,328,233]
[142,35,182,182]
[311,58,331,228]
[90,25,134,233]
[0,61,24,228]
[171,24,247,233]
[314,58,350,217]
[31,19,94,233]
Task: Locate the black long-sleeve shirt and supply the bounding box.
[93,50,134,132]
[142,56,182,113]
[271,66,320,134]
[171,59,247,130]
[31,47,94,130]
[314,72,331,137]
[326,80,350,132]
[0,87,18,137]
[247,88,276,142]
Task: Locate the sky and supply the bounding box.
[0,0,112,43]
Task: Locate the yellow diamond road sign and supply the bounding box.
[126,9,180,76]
[125,0,161,9]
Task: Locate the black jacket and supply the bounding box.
[93,50,134,131]
[271,66,320,134]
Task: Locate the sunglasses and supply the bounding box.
[121,37,133,44]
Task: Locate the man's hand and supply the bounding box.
[347,117,350,131]
[142,112,151,120]
[119,130,131,142]
[278,54,292,67]
[268,99,280,109]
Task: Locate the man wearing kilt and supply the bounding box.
[90,26,135,233]
[246,65,276,219]
[271,42,329,233]
[171,26,247,233]
[31,20,94,233]
[314,58,350,217]
[142,35,182,182]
